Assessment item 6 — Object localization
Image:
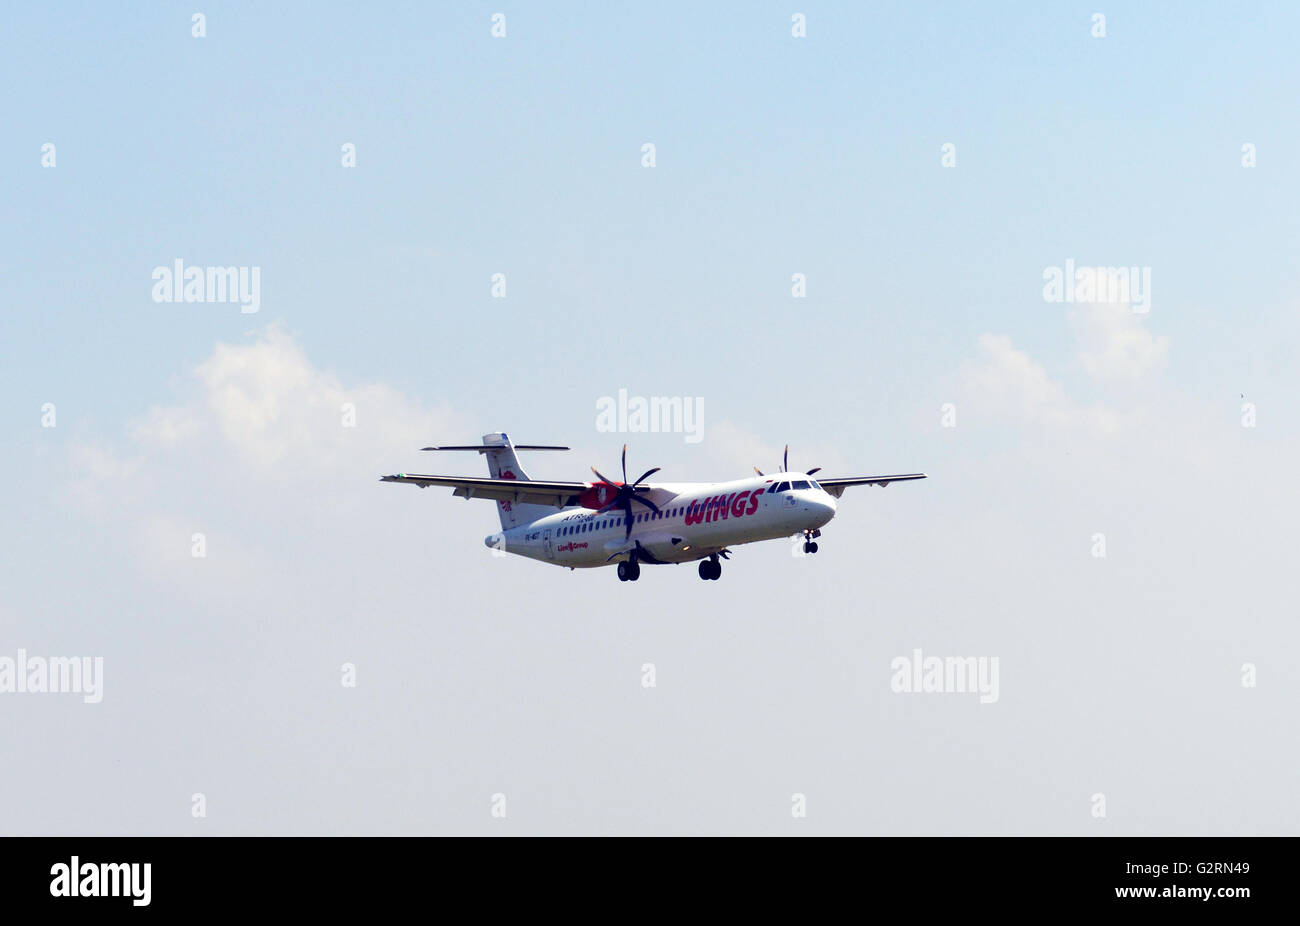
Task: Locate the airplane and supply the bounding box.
[380,432,926,582]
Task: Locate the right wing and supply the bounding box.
[817,473,927,498]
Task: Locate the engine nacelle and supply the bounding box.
[577,482,620,510]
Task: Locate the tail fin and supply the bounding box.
[479,433,568,529]
[420,433,570,528]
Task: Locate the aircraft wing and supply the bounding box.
[380,473,588,507]
[817,473,927,498]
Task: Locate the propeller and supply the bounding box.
[591,444,661,539]
[755,444,821,477]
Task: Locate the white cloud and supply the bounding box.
[129,324,458,474]
[961,333,1127,435]
[65,440,143,511]
[1070,304,1169,381]
[64,326,471,587]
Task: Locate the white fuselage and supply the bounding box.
[486,473,836,568]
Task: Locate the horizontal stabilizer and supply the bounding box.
[421,444,569,452]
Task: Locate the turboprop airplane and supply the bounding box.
[380,432,926,582]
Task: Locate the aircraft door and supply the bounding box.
[542,528,553,559]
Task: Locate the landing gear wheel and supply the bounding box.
[617,562,630,581]
[809,542,818,554]
[698,558,721,580]
[803,541,812,554]
[627,560,641,581]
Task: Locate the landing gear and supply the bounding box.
[802,529,821,555]
[698,557,721,581]
[617,560,641,582]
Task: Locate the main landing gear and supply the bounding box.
[617,559,641,582]
[802,528,821,555]
[698,556,721,581]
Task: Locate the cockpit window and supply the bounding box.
[775,481,790,492]
[809,480,822,491]
[792,480,810,490]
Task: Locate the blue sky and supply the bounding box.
[6,2,1299,434]
[2,3,1297,833]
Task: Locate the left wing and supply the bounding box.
[380,473,588,507]
[817,473,927,498]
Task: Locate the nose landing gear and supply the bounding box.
[802,528,821,555]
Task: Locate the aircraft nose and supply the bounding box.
[809,494,836,527]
